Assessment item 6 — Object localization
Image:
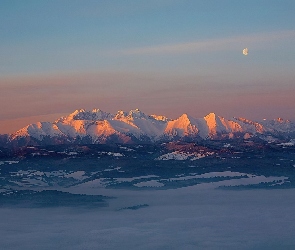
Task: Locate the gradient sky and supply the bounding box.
[1,0,295,133]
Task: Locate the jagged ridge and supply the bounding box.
[5,109,295,146]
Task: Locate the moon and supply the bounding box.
[242,48,248,56]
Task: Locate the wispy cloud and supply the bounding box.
[122,30,295,55]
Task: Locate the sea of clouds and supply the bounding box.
[1,186,295,250]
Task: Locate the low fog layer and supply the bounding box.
[1,187,295,250]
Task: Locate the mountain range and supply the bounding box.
[2,108,295,147]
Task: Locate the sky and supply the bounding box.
[1,0,295,133]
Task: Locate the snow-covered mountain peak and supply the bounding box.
[164,113,200,137]
[114,110,128,120]
[234,117,253,124]
[10,125,31,140]
[11,122,62,141]
[234,117,265,133]
[177,113,196,123]
[204,112,217,119]
[259,117,295,133]
[203,112,226,135]
[127,109,149,120]
[65,109,113,121]
[6,108,295,147]
[150,115,171,122]
[274,117,291,124]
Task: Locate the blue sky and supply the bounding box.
[0,0,295,133]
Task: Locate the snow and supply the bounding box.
[66,171,88,180]
[134,180,164,187]
[9,109,295,143]
[109,119,139,134]
[277,140,295,146]
[112,153,124,157]
[156,151,191,160]
[168,171,248,181]
[261,135,278,143]
[150,114,170,122]
[74,178,109,188]
[156,151,214,161]
[0,161,19,165]
[104,167,122,172]
[204,113,226,135]
[114,175,159,183]
[165,114,199,137]
[11,177,49,187]
[119,146,135,152]
[165,172,288,189]
[112,112,166,139]
[98,152,124,157]
[67,152,78,155]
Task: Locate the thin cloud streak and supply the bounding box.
[122,30,295,55]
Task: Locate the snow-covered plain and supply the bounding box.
[1,187,295,250]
